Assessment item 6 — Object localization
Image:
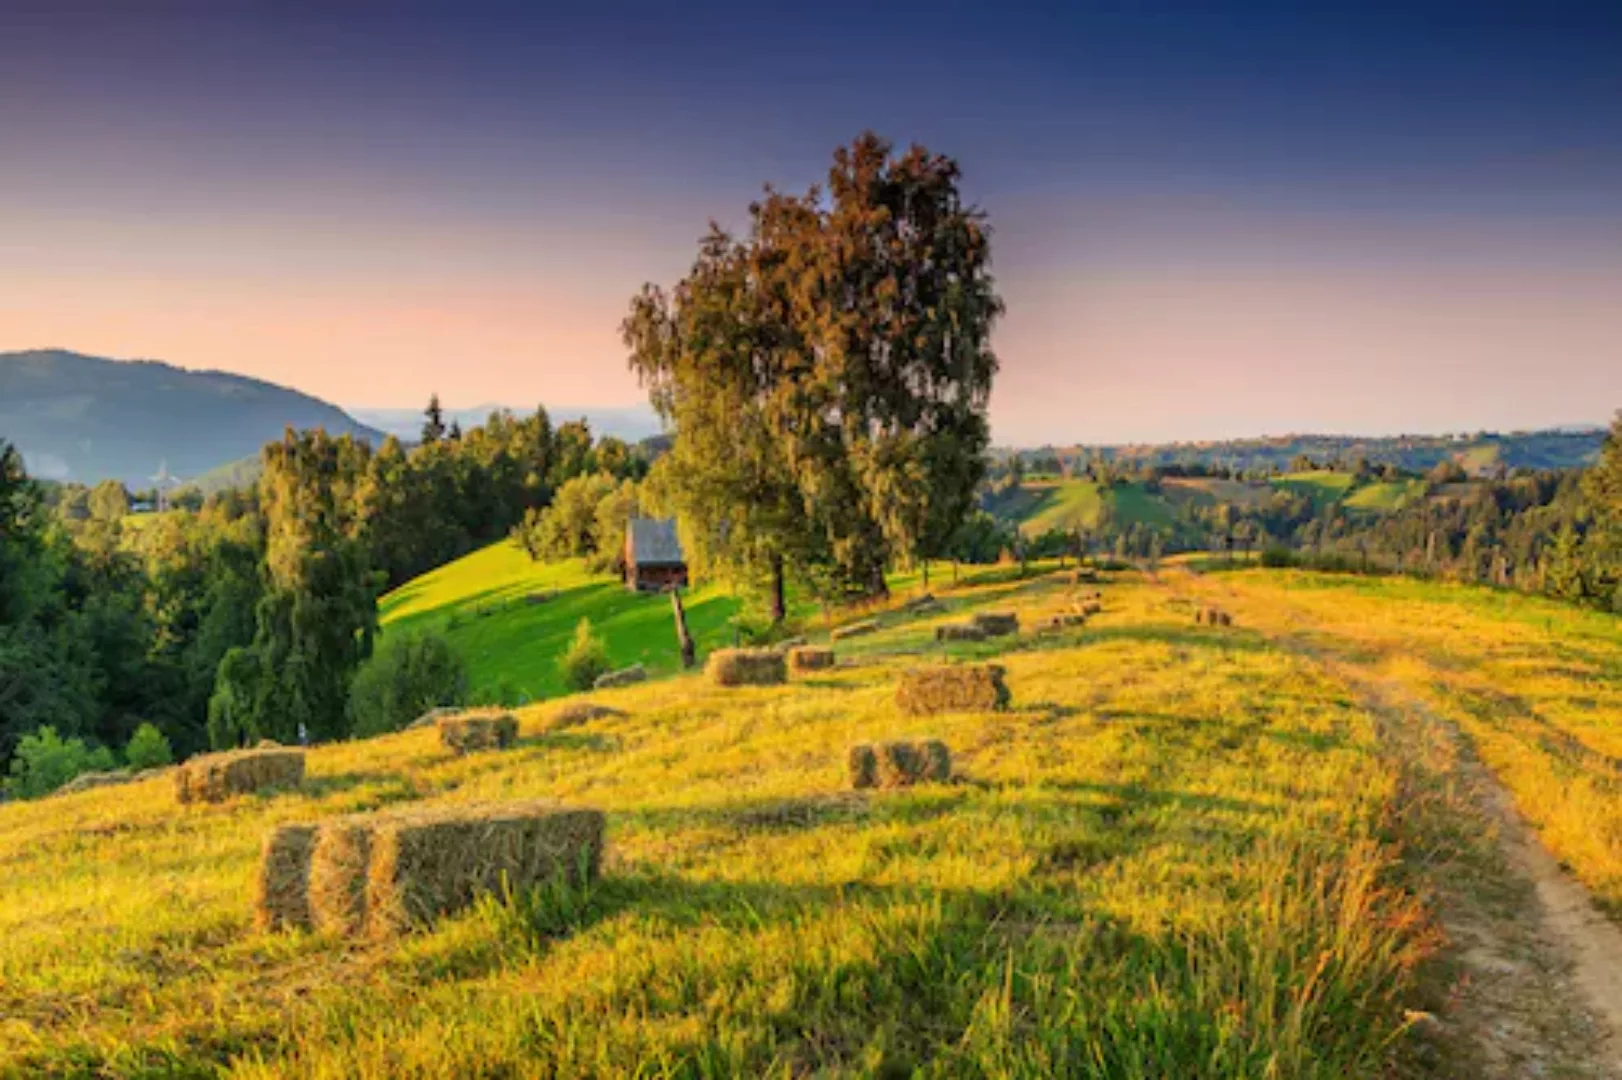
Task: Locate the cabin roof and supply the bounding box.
[626,517,685,567]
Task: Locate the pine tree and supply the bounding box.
[422,393,446,444]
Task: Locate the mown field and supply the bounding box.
[27,561,1620,1075]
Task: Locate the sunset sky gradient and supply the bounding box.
[3,1,1620,444]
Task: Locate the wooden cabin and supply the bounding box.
[624,517,688,592]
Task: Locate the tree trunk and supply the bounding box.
[769,553,786,624]
[921,558,929,590]
[952,560,959,585]
[670,589,696,669]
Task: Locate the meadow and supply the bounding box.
[378,541,749,701]
[10,561,1585,1076]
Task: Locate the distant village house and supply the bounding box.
[624,517,688,592]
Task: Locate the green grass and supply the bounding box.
[998,479,1176,537]
[0,563,1466,1077]
[379,540,748,701]
[1342,479,1426,513]
[1271,470,1357,505]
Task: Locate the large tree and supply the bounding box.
[624,133,1001,613]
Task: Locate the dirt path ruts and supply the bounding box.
[1160,568,1622,1077]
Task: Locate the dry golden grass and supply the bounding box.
[0,560,1541,1076]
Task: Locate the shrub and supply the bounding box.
[3,726,117,799]
[559,619,611,693]
[349,631,468,737]
[1260,546,1297,569]
[124,723,174,770]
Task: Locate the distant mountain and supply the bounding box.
[349,403,665,444]
[0,349,385,488]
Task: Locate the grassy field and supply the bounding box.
[378,540,750,701]
[1182,568,1622,917]
[1342,479,1427,512]
[1270,470,1358,505]
[996,479,1177,537]
[0,560,1534,1077]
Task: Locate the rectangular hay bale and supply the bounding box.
[969,611,1019,637]
[593,664,648,689]
[365,801,605,936]
[436,712,519,755]
[896,664,1010,715]
[848,739,952,789]
[706,647,788,687]
[175,747,306,804]
[934,622,987,642]
[830,619,879,641]
[787,646,835,671]
[253,823,318,932]
[308,817,375,936]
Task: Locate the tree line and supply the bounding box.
[0,404,648,789]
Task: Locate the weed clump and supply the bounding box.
[436,712,519,755]
[707,648,788,687]
[896,664,1010,715]
[848,739,952,788]
[174,747,305,804]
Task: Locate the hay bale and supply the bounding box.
[848,739,952,789]
[54,770,133,797]
[773,636,807,652]
[436,712,519,755]
[787,646,836,671]
[254,823,317,932]
[593,664,647,690]
[1196,607,1233,627]
[407,706,461,731]
[896,664,1010,715]
[935,622,987,642]
[175,748,306,804]
[307,817,374,936]
[256,738,281,749]
[830,619,879,641]
[1071,567,1099,584]
[969,611,1019,637]
[707,648,788,687]
[1038,613,1088,632]
[549,701,625,729]
[524,590,558,605]
[1073,600,1102,617]
[366,801,604,936]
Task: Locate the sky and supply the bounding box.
[2,0,1620,445]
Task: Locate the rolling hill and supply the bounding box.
[7,563,1622,1074]
[0,349,384,487]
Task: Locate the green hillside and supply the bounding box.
[996,479,1174,536]
[379,540,747,701]
[1270,469,1357,505]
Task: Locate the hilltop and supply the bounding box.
[6,562,1622,1075]
[0,349,384,487]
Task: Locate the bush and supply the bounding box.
[348,631,469,738]
[4,726,117,799]
[558,619,610,693]
[1260,546,1298,569]
[124,722,174,770]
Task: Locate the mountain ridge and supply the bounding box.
[0,349,385,487]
